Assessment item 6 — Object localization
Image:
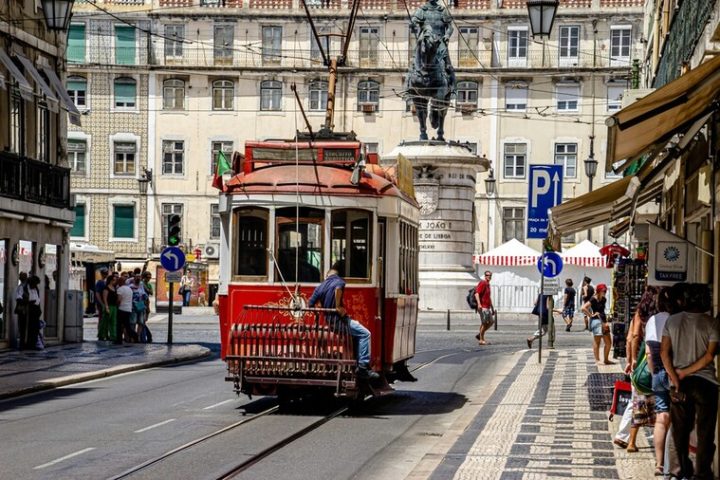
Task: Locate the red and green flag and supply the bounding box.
[212,150,232,190]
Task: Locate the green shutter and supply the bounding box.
[70,204,86,237]
[115,26,136,65]
[114,79,136,106]
[68,24,86,64]
[113,205,135,238]
[67,78,86,92]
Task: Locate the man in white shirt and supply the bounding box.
[14,272,29,348]
[116,272,137,343]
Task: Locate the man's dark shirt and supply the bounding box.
[308,274,346,323]
[95,279,106,307]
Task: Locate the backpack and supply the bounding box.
[466,287,478,310]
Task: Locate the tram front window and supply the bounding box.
[331,209,371,281]
[275,207,323,283]
[234,208,268,278]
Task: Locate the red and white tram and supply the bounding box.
[217,136,420,399]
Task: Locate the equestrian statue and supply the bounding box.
[405,0,456,142]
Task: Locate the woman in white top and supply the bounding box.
[25,275,43,350]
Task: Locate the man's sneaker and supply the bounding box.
[565,325,572,332]
[357,366,380,381]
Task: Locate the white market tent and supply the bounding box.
[560,240,613,308]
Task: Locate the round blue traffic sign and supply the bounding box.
[537,251,563,278]
[160,246,186,272]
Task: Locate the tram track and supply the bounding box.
[107,351,459,480]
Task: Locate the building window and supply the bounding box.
[114,77,136,109]
[457,81,478,106]
[113,204,135,239]
[164,24,184,59]
[309,80,328,111]
[211,140,233,175]
[408,27,417,64]
[212,79,234,110]
[68,24,85,64]
[558,26,579,65]
[70,203,86,238]
[113,141,136,176]
[505,82,527,111]
[555,143,577,178]
[359,27,379,67]
[607,80,625,111]
[210,204,221,239]
[458,26,479,66]
[262,26,282,65]
[162,140,184,175]
[37,103,50,162]
[502,207,525,243]
[364,142,379,154]
[310,26,330,64]
[508,27,528,65]
[610,26,632,66]
[68,139,87,174]
[214,24,234,65]
[162,203,183,245]
[67,76,87,108]
[463,142,478,154]
[357,80,379,111]
[503,143,526,179]
[260,80,281,111]
[556,83,579,112]
[115,25,136,65]
[9,88,24,155]
[163,79,185,110]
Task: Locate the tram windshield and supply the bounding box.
[331,210,372,280]
[275,207,323,283]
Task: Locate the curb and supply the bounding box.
[0,348,212,401]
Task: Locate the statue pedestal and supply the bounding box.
[383,141,490,311]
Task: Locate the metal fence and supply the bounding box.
[491,283,540,313]
[0,152,71,209]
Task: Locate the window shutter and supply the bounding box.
[70,204,86,237]
[67,78,86,92]
[115,26,136,64]
[114,205,135,238]
[68,139,87,153]
[115,79,136,104]
[68,25,86,63]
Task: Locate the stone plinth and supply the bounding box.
[382,141,490,311]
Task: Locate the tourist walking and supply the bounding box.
[102,275,119,342]
[661,283,718,480]
[14,272,29,348]
[473,271,496,346]
[526,293,552,349]
[25,275,43,350]
[116,273,137,343]
[581,283,613,364]
[580,276,594,331]
[561,278,576,332]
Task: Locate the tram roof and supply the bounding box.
[225,164,416,203]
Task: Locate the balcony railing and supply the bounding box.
[0,152,71,209]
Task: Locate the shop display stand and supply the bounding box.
[611,258,647,358]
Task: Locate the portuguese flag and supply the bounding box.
[212,150,232,190]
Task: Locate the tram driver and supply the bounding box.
[308,262,380,381]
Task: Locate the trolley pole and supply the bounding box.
[538,270,544,364]
[168,282,174,344]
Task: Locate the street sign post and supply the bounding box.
[527,165,563,239]
[536,251,564,362]
[160,246,186,345]
[537,251,563,278]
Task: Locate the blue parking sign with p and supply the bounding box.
[527,165,563,239]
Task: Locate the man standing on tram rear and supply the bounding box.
[308,262,379,381]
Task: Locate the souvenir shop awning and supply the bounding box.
[561,240,605,267]
[606,54,720,171]
[474,238,540,266]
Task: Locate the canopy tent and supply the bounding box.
[474,238,540,266]
[561,240,605,267]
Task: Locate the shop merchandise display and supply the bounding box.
[611,257,647,358]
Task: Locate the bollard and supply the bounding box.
[494,310,498,331]
[446,309,451,331]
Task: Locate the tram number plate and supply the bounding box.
[165,270,183,283]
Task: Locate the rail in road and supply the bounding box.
[108,350,466,480]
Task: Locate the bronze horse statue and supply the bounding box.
[405,26,456,142]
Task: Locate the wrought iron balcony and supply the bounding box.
[0,151,72,209]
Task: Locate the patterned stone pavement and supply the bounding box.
[414,348,655,480]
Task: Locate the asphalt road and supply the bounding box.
[0,313,597,480]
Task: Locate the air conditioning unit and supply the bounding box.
[203,243,220,259]
[360,103,377,114]
[458,104,475,115]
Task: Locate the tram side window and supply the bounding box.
[234,208,268,277]
[399,221,419,294]
[275,207,323,283]
[331,210,372,281]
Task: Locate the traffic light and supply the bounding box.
[167,214,181,246]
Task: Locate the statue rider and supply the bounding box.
[410,0,455,80]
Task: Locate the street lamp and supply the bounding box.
[526,0,559,38]
[484,168,496,196]
[138,167,153,195]
[584,135,598,241]
[41,0,75,31]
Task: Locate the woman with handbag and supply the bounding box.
[581,283,613,365]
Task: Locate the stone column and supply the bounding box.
[383,141,490,311]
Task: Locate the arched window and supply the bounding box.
[114,77,136,109]
[163,78,185,110]
[309,80,328,111]
[233,207,269,278]
[456,81,478,106]
[260,80,282,111]
[67,76,87,108]
[357,80,379,112]
[212,79,234,110]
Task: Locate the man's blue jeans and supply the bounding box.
[348,319,371,368]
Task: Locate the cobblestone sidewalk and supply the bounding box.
[413,348,654,480]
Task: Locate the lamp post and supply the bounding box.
[584,136,598,241]
[526,0,559,38]
[484,167,496,196]
[137,167,153,195]
[41,0,75,31]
